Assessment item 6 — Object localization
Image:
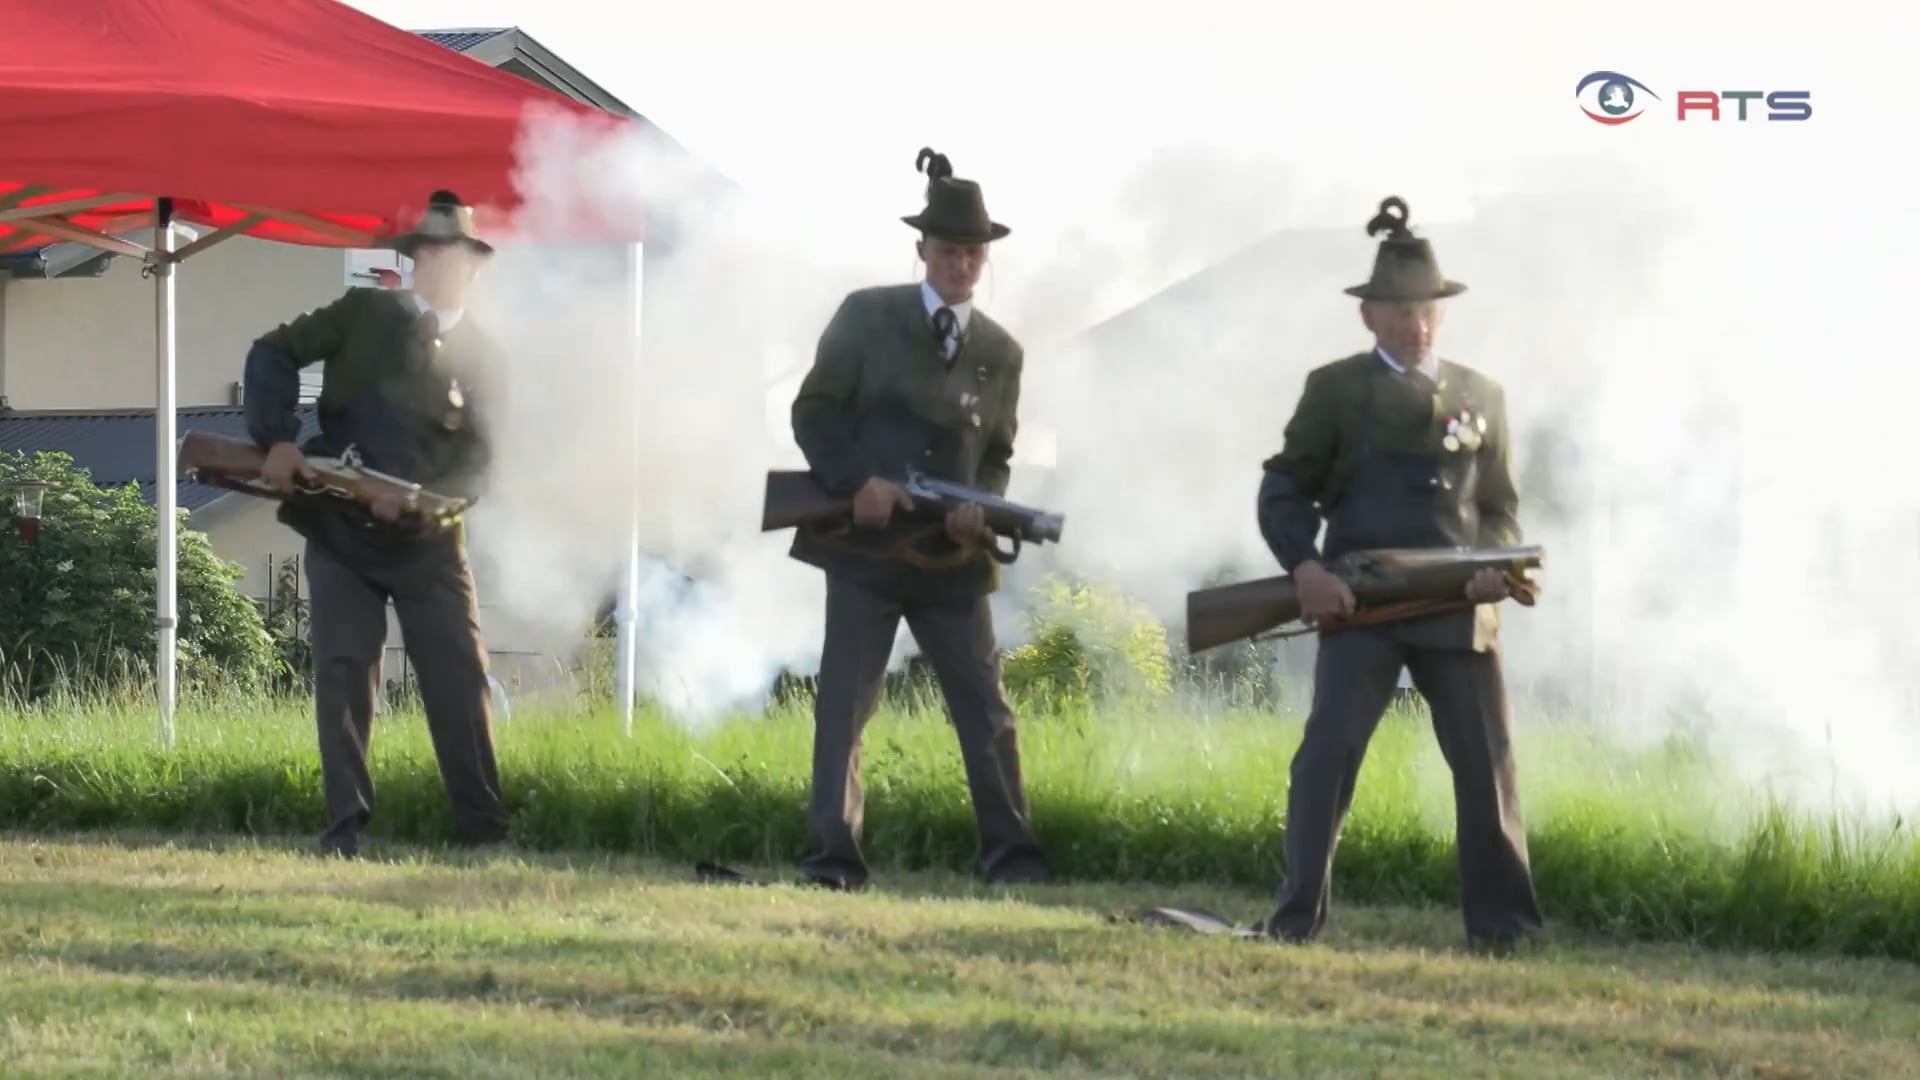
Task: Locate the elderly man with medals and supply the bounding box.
[785,149,1051,890]
[1254,196,1547,948]
[242,190,511,859]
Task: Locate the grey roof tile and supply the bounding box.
[0,406,319,513]
[417,29,511,52]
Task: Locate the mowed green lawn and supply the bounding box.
[3,832,1916,1080]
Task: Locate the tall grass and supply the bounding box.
[2,675,1916,962]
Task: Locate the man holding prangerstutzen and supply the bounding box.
[1254,196,1546,948]
[786,148,1049,890]
[243,190,512,859]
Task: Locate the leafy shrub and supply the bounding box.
[260,553,313,693]
[1173,560,1288,707]
[0,450,278,702]
[1002,577,1173,705]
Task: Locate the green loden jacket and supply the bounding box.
[788,282,1025,605]
[243,286,506,558]
[1257,349,1523,651]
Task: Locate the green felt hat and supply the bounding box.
[1344,196,1465,301]
[901,148,1010,243]
[379,190,494,259]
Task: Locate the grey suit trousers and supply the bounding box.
[304,533,509,850]
[1263,626,1544,943]
[802,576,1048,886]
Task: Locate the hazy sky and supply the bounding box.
[340,0,1909,331]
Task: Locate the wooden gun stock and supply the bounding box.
[176,430,271,485]
[761,469,853,532]
[1185,575,1303,653]
[1185,545,1544,654]
[176,430,474,530]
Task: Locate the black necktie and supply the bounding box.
[931,306,957,353]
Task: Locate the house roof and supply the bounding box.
[417,28,512,53]
[1073,222,1415,346]
[0,405,318,516]
[417,24,737,236]
[417,27,636,118]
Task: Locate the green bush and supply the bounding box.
[1002,577,1173,705]
[0,450,279,703]
[260,554,313,694]
[1173,560,1289,707]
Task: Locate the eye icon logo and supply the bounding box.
[1576,70,1659,124]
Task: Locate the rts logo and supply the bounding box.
[1575,70,1813,123]
[1577,71,1659,124]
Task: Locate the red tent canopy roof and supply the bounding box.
[0,0,637,253]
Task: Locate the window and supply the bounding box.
[298,365,324,405]
[344,247,408,290]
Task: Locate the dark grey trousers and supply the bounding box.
[1263,627,1544,943]
[304,534,509,849]
[803,576,1048,886]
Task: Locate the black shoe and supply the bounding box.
[695,861,766,886]
[1253,912,1314,944]
[802,872,866,893]
[316,834,360,860]
[1467,927,1549,956]
[982,860,1052,886]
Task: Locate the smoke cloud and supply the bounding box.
[437,18,1916,815]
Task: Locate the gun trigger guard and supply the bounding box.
[807,519,854,543]
[1507,571,1539,607]
[986,533,1020,565]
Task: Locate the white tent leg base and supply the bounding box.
[613,551,639,736]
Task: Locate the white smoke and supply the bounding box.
[430,17,1917,815]
[446,108,856,726]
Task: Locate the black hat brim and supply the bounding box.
[902,214,1010,243]
[382,234,495,259]
[1344,279,1467,301]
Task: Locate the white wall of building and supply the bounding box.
[2,238,343,411]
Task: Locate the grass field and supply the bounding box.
[4,685,1918,967]
[4,831,1919,1080]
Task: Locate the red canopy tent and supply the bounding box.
[0,0,642,744]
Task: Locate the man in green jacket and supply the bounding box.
[243,190,511,858]
[1255,196,1545,947]
[787,149,1049,890]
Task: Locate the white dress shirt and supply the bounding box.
[920,279,971,358]
[1375,345,1437,381]
[410,290,464,334]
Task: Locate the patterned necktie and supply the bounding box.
[931,306,957,357]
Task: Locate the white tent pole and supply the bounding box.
[153,197,178,749]
[612,241,643,735]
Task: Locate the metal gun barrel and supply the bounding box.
[905,472,1064,543]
